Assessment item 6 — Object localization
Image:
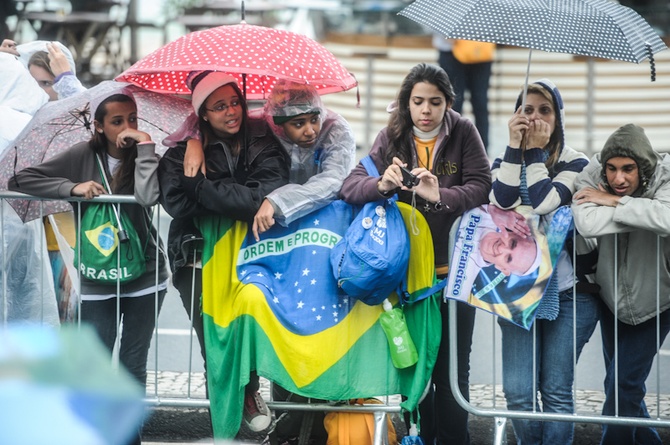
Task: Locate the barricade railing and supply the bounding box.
[447,226,670,444]
[11,191,668,444]
[0,192,399,445]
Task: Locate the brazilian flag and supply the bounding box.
[84,221,119,257]
[198,200,441,439]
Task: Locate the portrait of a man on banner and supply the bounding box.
[446,204,573,329]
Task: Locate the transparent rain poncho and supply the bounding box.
[262,80,356,226]
[17,40,86,100]
[0,53,59,327]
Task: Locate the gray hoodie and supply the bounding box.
[572,124,670,325]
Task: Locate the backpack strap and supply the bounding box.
[95,153,152,255]
[360,155,380,178]
[399,278,447,305]
[361,154,399,204]
[94,154,129,242]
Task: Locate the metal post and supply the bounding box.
[373,411,388,445]
[1,200,5,325]
[493,416,507,445]
[128,0,139,64]
[365,54,375,152]
[351,49,387,151]
[586,58,595,155]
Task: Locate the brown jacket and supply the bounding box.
[340,109,491,267]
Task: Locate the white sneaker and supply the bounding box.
[243,391,272,432]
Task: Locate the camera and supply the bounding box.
[400,166,420,188]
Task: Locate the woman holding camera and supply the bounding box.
[339,63,491,444]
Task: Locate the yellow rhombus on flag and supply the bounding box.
[84,222,119,257]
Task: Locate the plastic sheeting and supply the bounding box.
[0,50,59,327]
[1,201,60,327]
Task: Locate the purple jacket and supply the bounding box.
[340,109,491,267]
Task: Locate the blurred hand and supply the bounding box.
[0,39,19,56]
[377,157,405,194]
[525,119,551,149]
[407,167,440,204]
[573,184,620,207]
[488,205,531,238]
[508,107,528,149]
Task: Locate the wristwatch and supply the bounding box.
[423,200,446,212]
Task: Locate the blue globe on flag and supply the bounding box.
[98,227,116,251]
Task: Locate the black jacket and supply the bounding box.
[158,118,289,272]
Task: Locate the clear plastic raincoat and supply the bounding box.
[0,52,59,327]
[261,80,356,225]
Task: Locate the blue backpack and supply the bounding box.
[330,156,410,305]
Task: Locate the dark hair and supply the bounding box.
[28,51,54,77]
[192,72,249,154]
[90,94,137,194]
[385,63,455,166]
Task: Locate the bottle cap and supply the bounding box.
[409,423,418,436]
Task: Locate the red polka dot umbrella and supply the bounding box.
[116,23,358,99]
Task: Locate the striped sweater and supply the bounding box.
[490,145,588,215]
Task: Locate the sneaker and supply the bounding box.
[243,391,272,432]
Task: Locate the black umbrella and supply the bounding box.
[400,0,667,108]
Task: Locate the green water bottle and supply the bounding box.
[379,299,418,369]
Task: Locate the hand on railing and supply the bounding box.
[70,181,107,199]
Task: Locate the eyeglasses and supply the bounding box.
[204,100,241,113]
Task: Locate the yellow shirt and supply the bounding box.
[415,135,438,171]
[44,212,76,251]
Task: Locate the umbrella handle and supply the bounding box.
[520,49,533,112]
[118,229,129,243]
[646,44,656,82]
[516,48,534,151]
[109,202,129,243]
[110,203,129,243]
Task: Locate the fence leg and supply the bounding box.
[493,417,507,445]
[373,411,389,445]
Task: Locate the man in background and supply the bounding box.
[433,33,495,153]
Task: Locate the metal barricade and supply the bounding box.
[448,228,670,444]
[3,190,670,443]
[0,191,399,445]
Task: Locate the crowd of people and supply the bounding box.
[1,32,669,445]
